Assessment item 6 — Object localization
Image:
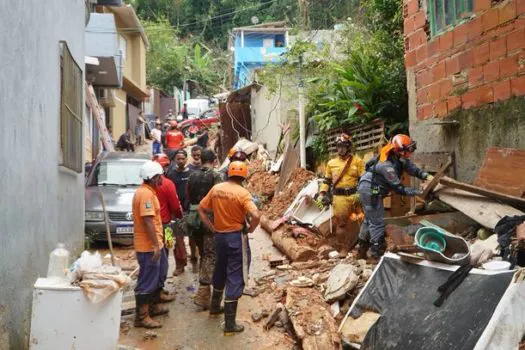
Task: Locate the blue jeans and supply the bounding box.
[212,232,251,300]
[152,141,161,155]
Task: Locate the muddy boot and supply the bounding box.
[194,284,211,310]
[159,289,176,303]
[150,290,170,317]
[223,300,244,335]
[370,239,386,262]
[356,239,371,260]
[209,288,225,316]
[134,295,162,329]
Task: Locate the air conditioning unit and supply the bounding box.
[97,0,123,5]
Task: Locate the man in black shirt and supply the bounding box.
[187,149,223,309]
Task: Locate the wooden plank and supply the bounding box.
[434,186,524,229]
[440,176,525,208]
[276,142,299,192]
[474,147,525,198]
[419,160,452,199]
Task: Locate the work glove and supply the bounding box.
[426,174,434,181]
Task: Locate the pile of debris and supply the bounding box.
[246,171,279,201]
[264,168,316,219]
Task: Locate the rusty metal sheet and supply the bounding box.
[219,102,252,160]
[474,147,525,198]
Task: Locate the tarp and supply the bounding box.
[340,253,525,350]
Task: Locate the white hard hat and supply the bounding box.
[139,161,163,180]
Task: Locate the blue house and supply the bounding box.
[231,22,289,90]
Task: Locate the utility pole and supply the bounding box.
[298,54,306,168]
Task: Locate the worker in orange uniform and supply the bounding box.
[132,161,169,329]
[152,154,183,302]
[164,121,185,161]
[318,133,365,253]
[197,161,260,335]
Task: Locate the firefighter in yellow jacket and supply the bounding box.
[318,133,365,253]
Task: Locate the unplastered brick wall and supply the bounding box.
[404,0,525,120]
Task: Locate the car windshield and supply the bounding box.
[90,160,145,186]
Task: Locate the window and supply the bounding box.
[60,41,83,172]
[429,0,473,36]
[263,38,274,48]
[89,160,146,186]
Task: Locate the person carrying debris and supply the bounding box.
[197,161,261,335]
[357,134,433,259]
[187,149,223,310]
[318,133,365,253]
[152,154,183,303]
[132,161,170,329]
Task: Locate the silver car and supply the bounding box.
[85,152,150,245]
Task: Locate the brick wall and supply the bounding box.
[404,0,525,120]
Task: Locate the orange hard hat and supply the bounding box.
[170,121,178,128]
[391,134,417,157]
[335,133,352,147]
[152,153,170,168]
[228,161,248,179]
[228,147,240,158]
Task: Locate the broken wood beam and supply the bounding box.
[264,303,283,331]
[434,187,525,229]
[419,160,452,199]
[271,227,316,262]
[439,176,525,208]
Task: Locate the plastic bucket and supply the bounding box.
[415,228,447,253]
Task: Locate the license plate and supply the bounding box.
[116,226,134,234]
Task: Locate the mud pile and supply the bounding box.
[247,171,279,199]
[264,168,316,219]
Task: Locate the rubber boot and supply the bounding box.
[370,239,386,261]
[134,294,162,329]
[356,239,370,260]
[223,300,244,335]
[150,290,170,317]
[159,289,176,303]
[209,288,225,316]
[191,257,199,274]
[193,284,211,310]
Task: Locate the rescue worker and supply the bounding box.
[152,154,183,302]
[220,148,248,181]
[197,161,260,335]
[357,134,433,259]
[187,149,223,309]
[132,161,169,329]
[166,150,196,274]
[318,133,365,253]
[164,121,185,161]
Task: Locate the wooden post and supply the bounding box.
[99,189,116,266]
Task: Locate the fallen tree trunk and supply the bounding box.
[271,227,316,262]
[285,287,341,350]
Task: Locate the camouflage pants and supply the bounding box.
[195,233,216,285]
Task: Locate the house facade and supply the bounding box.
[231,22,289,90]
[0,0,86,347]
[98,4,149,141]
[404,0,525,181]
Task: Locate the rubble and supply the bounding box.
[265,303,284,330]
[251,310,269,322]
[246,171,279,201]
[264,168,316,220]
[324,264,359,303]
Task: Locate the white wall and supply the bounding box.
[250,84,297,158]
[0,1,85,348]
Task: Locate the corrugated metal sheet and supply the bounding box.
[219,101,252,160]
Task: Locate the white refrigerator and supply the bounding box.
[29,278,123,350]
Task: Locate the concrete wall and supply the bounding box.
[112,88,128,138]
[251,84,297,158]
[0,0,85,348]
[404,0,525,181]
